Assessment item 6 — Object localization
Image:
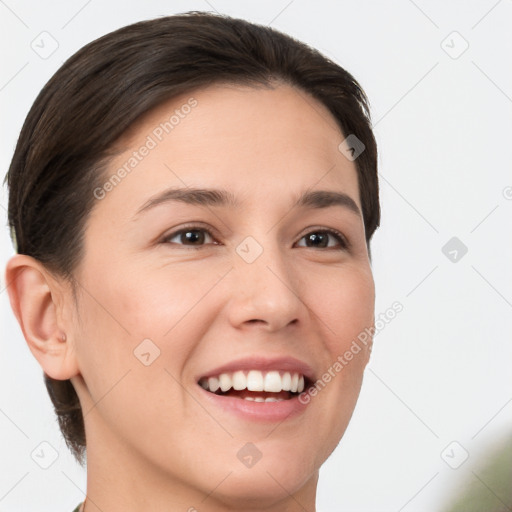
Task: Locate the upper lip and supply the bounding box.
[196,355,316,383]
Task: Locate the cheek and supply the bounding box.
[305,262,375,351]
[299,265,374,463]
[71,277,205,446]
[301,262,374,418]
[72,261,231,417]
[111,260,230,339]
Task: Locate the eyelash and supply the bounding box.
[160,224,349,250]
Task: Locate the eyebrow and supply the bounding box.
[134,187,362,219]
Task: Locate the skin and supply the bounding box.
[6,82,375,512]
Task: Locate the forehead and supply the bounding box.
[90,82,361,223]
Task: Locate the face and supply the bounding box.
[69,82,375,508]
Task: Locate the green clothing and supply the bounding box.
[72,504,83,512]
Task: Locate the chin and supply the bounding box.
[205,463,318,509]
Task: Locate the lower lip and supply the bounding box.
[198,386,311,422]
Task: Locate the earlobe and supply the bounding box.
[5,254,79,380]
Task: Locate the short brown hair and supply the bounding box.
[5,11,380,465]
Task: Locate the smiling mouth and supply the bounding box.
[198,370,310,402]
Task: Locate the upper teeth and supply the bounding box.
[199,370,305,393]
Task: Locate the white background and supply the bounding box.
[1,1,511,511]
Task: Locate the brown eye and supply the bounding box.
[296,229,348,250]
[162,227,216,246]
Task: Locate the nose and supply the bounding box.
[225,236,305,332]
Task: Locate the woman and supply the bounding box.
[5,11,380,512]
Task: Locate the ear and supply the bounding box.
[5,254,79,380]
